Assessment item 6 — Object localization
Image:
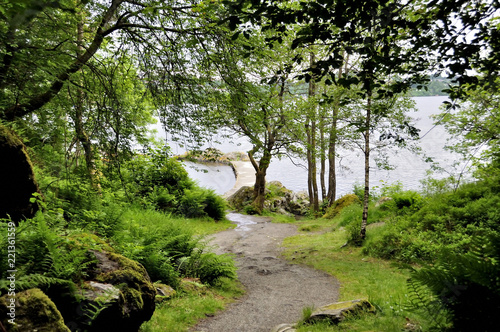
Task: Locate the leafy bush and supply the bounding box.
[113,209,235,288]
[0,214,96,296]
[125,147,226,220]
[177,250,237,286]
[408,233,500,331]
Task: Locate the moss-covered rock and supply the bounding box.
[323,194,361,219]
[0,288,70,332]
[308,299,375,324]
[227,186,254,210]
[0,125,40,223]
[154,283,176,303]
[44,250,156,332]
[87,251,156,332]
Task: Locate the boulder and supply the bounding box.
[51,250,156,332]
[375,196,393,207]
[271,323,297,332]
[307,299,375,324]
[227,186,254,210]
[227,182,310,216]
[87,250,156,331]
[0,288,70,332]
[155,284,176,303]
[323,194,361,219]
[0,125,40,223]
[288,191,310,216]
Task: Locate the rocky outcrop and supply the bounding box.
[227,186,255,210]
[0,288,70,332]
[323,194,361,219]
[226,182,310,216]
[0,125,40,223]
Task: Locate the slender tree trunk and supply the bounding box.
[327,107,338,205]
[320,115,326,201]
[75,19,98,189]
[360,92,372,242]
[311,118,319,212]
[306,122,314,202]
[307,52,319,213]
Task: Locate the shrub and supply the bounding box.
[408,232,500,331]
[323,194,361,219]
[113,209,235,288]
[125,148,226,220]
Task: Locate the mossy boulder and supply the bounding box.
[0,288,70,332]
[323,194,361,219]
[47,250,156,332]
[0,125,40,223]
[86,251,157,331]
[227,182,310,216]
[227,186,254,210]
[154,283,176,303]
[307,299,375,324]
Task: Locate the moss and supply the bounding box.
[89,251,156,331]
[68,233,115,253]
[154,283,176,303]
[122,288,144,313]
[323,194,361,219]
[0,288,70,332]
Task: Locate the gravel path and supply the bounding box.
[191,213,340,332]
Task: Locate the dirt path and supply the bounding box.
[192,213,340,332]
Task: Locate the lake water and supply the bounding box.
[156,96,457,197]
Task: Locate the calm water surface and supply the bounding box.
[158,96,456,197]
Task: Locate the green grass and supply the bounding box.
[140,277,244,332]
[277,216,430,331]
[126,209,240,331]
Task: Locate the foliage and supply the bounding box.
[0,215,94,297]
[112,209,236,288]
[125,147,226,220]
[408,233,500,331]
[438,78,500,179]
[140,277,244,332]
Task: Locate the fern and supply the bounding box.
[407,233,500,331]
[0,274,74,295]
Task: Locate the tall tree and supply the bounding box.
[205,28,303,214]
[224,0,483,238]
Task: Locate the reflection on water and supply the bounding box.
[226,212,257,232]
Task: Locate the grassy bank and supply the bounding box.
[272,177,500,331]
[280,218,426,331]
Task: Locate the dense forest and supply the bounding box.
[0,1,499,331]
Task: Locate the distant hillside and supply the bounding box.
[410,77,454,96]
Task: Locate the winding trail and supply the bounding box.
[191,213,340,332]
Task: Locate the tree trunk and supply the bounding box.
[320,116,326,201]
[311,118,319,212]
[307,51,319,213]
[75,20,98,189]
[248,150,272,214]
[360,93,372,242]
[327,108,338,206]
